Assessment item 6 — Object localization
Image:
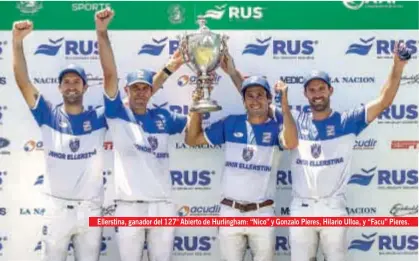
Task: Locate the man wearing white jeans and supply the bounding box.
[186,76,298,261]
[95,8,186,261]
[277,42,411,261]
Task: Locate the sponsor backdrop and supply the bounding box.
[0,1,418,261]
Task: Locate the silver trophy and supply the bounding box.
[178,16,228,113]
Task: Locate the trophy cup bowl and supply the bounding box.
[179,16,228,113]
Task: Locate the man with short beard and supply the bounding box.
[12,20,107,261]
[274,43,412,261]
[95,8,187,261]
[185,75,298,261]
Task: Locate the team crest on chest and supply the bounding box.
[69,138,80,153]
[147,136,159,151]
[310,143,321,159]
[242,146,255,162]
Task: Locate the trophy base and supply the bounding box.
[190,100,222,113]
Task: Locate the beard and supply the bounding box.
[309,97,330,112]
[63,92,83,105]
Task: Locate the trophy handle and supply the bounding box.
[220,34,229,56]
[179,35,200,74]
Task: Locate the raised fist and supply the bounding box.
[220,50,237,76]
[12,20,33,41]
[274,80,288,95]
[95,7,114,32]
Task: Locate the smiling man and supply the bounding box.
[12,20,107,261]
[279,43,412,261]
[185,75,298,261]
[95,8,187,261]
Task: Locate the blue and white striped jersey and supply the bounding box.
[104,91,187,202]
[275,105,369,199]
[204,114,284,203]
[31,94,107,202]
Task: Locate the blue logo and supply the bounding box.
[152,102,210,120]
[34,175,44,186]
[242,147,254,162]
[243,37,272,55]
[377,104,417,124]
[348,167,418,189]
[0,208,6,216]
[276,170,292,189]
[310,143,321,158]
[349,233,377,251]
[243,37,318,59]
[0,138,10,150]
[275,235,291,254]
[0,236,8,252]
[349,233,418,254]
[35,38,98,59]
[147,136,158,151]
[346,38,418,58]
[0,77,5,85]
[0,171,7,187]
[69,138,80,153]
[346,37,375,55]
[348,167,376,186]
[173,236,214,253]
[0,105,7,124]
[35,38,64,56]
[0,41,7,59]
[138,37,179,56]
[171,170,214,190]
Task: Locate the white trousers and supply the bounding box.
[289,196,348,261]
[40,195,103,261]
[114,200,176,261]
[218,203,276,261]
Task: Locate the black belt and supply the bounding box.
[221,198,274,212]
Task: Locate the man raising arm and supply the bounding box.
[285,42,411,261]
[185,76,297,261]
[13,20,107,261]
[95,8,186,261]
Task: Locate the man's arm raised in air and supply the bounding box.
[12,20,38,108]
[364,42,410,124]
[95,8,118,99]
